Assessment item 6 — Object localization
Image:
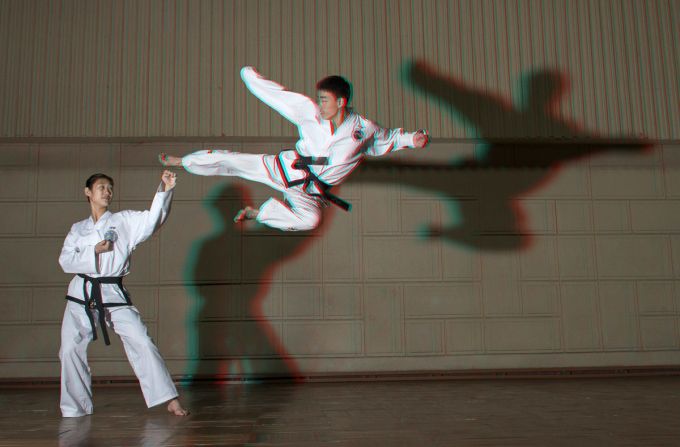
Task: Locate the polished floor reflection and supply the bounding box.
[2,376,680,446]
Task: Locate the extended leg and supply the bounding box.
[109,307,188,416]
[161,149,323,231]
[161,149,280,187]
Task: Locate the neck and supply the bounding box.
[331,108,347,130]
[90,205,108,224]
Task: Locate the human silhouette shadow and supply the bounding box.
[353,61,653,250]
[185,183,317,381]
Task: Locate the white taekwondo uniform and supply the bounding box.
[180,66,420,231]
[58,183,177,417]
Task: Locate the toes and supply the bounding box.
[245,207,258,219]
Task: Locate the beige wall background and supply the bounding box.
[0,0,679,379]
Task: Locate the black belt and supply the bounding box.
[303,172,352,211]
[65,274,132,346]
[277,152,352,212]
[292,155,329,169]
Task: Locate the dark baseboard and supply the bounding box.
[3,365,680,388]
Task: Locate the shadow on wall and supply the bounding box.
[351,60,653,251]
[180,61,654,377]
[183,183,319,382]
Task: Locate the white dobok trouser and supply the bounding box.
[184,150,325,231]
[59,301,178,417]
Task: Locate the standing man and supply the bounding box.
[160,66,429,231]
[58,170,188,417]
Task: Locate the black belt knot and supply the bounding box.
[277,151,352,212]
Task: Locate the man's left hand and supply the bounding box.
[414,129,429,148]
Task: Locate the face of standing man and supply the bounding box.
[85,178,113,210]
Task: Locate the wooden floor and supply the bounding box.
[2,376,680,446]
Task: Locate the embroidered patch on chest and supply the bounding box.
[104,227,119,242]
[352,128,364,141]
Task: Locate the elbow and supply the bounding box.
[58,253,82,274]
[58,252,68,272]
[58,258,74,274]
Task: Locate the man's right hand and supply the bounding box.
[95,240,113,254]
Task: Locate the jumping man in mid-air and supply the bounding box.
[161,67,429,231]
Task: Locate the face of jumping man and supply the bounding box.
[317,90,346,122]
[85,179,113,209]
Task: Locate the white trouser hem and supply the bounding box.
[61,410,92,418]
[147,392,179,408]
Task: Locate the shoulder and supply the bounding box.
[67,218,93,239]
[352,114,378,133]
[351,113,375,127]
[72,217,89,227]
[70,218,91,232]
[338,114,370,143]
[115,210,144,220]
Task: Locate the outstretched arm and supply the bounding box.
[125,170,176,248]
[365,126,429,157]
[240,66,317,125]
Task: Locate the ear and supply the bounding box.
[337,97,346,108]
[84,187,92,199]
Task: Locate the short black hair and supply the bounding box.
[316,75,352,105]
[85,173,114,189]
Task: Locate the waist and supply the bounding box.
[67,274,128,301]
[77,273,124,283]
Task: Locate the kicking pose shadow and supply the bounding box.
[354,61,653,250]
[185,183,317,380]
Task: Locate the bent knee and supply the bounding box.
[59,332,90,358]
[292,213,320,231]
[59,341,82,359]
[124,333,159,352]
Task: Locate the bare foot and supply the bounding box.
[159,153,183,167]
[234,206,259,223]
[167,398,189,416]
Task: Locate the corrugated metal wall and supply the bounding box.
[0,0,677,139]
